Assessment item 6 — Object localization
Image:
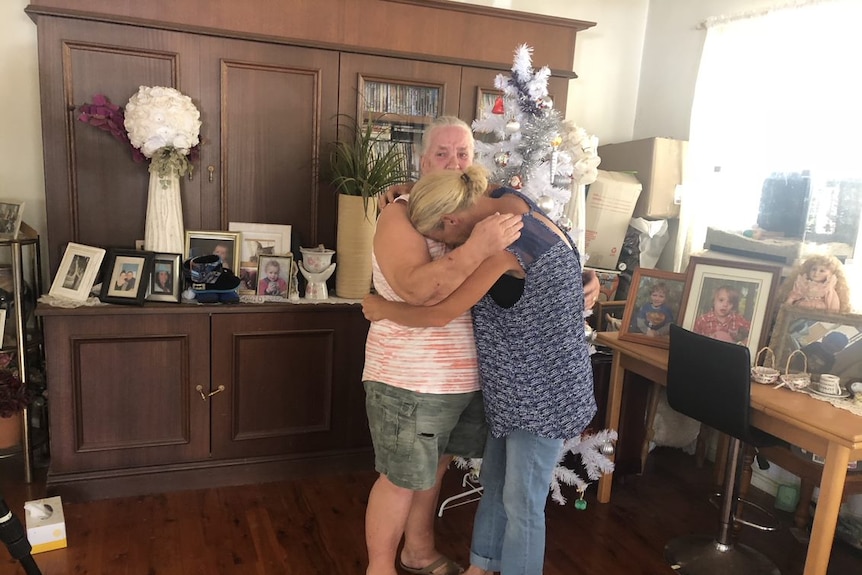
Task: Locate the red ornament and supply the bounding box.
[492,97,505,115]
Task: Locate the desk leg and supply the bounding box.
[597,350,625,504]
[639,381,662,475]
[803,441,850,575]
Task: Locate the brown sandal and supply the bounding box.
[398,556,465,575]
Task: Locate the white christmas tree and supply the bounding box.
[473,44,600,232]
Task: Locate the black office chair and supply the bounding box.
[664,324,781,575]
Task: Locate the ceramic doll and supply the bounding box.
[781,255,850,313]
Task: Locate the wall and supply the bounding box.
[0,0,46,269]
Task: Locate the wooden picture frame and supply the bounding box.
[769,305,862,385]
[146,253,182,303]
[228,222,292,267]
[594,300,627,332]
[184,230,241,273]
[255,254,294,298]
[618,268,687,348]
[99,248,154,305]
[679,256,782,358]
[0,201,25,239]
[48,242,106,301]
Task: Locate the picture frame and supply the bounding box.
[0,201,25,239]
[48,242,106,301]
[184,230,241,273]
[593,300,627,333]
[768,305,862,384]
[228,222,292,265]
[99,248,154,305]
[255,254,294,298]
[618,268,687,348]
[146,253,182,303]
[679,256,782,358]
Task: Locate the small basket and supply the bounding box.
[777,349,811,391]
[751,347,780,385]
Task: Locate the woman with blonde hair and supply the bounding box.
[363,164,595,575]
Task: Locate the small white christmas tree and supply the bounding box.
[473,44,600,231]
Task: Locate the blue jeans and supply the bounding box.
[469,429,563,575]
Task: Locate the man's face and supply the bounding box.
[420,126,474,174]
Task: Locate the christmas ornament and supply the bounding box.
[492,96,505,115]
[494,151,510,168]
[574,489,587,510]
[600,442,615,457]
[536,195,555,214]
[557,215,573,232]
[509,175,523,189]
[505,119,521,134]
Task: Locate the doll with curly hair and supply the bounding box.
[781,254,850,313]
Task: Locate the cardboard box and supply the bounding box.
[597,137,688,219]
[24,496,67,554]
[584,170,642,270]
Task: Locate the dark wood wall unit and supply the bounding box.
[38,303,371,501]
[29,1,594,500]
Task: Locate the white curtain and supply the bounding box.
[676,0,862,272]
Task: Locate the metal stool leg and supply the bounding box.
[664,438,780,575]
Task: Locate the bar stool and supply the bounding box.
[664,325,781,575]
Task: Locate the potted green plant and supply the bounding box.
[328,115,410,299]
[0,356,33,449]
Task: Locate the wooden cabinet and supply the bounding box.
[39,304,370,501]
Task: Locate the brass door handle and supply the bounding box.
[207,165,215,182]
[195,384,225,401]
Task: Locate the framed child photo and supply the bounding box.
[185,230,241,273]
[679,256,782,358]
[146,253,182,303]
[618,268,686,349]
[99,249,154,305]
[0,200,25,239]
[593,300,627,333]
[256,254,293,298]
[48,242,106,301]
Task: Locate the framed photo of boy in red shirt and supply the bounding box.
[678,256,782,358]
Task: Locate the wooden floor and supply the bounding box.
[0,448,860,575]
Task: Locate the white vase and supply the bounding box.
[144,169,185,255]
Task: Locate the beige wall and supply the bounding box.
[0,0,46,268]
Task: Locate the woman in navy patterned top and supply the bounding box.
[362,165,596,575]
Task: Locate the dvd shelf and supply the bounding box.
[361,80,443,181]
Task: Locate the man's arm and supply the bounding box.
[374,202,522,306]
[363,251,519,326]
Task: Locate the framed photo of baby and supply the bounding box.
[678,257,782,358]
[618,268,686,348]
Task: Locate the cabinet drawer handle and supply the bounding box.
[207,165,215,182]
[195,384,225,400]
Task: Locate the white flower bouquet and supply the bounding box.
[124,86,201,178]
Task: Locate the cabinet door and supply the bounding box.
[198,38,340,250]
[210,307,370,460]
[36,17,201,274]
[43,312,211,474]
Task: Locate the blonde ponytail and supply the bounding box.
[408,165,489,234]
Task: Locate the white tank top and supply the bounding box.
[362,205,479,394]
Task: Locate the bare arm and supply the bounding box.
[363,251,519,327]
[374,202,522,305]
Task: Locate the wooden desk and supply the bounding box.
[595,331,862,575]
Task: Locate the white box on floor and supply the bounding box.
[24,496,67,554]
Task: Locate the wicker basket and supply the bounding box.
[778,349,811,391]
[751,347,780,385]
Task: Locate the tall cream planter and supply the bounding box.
[335,195,377,299]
